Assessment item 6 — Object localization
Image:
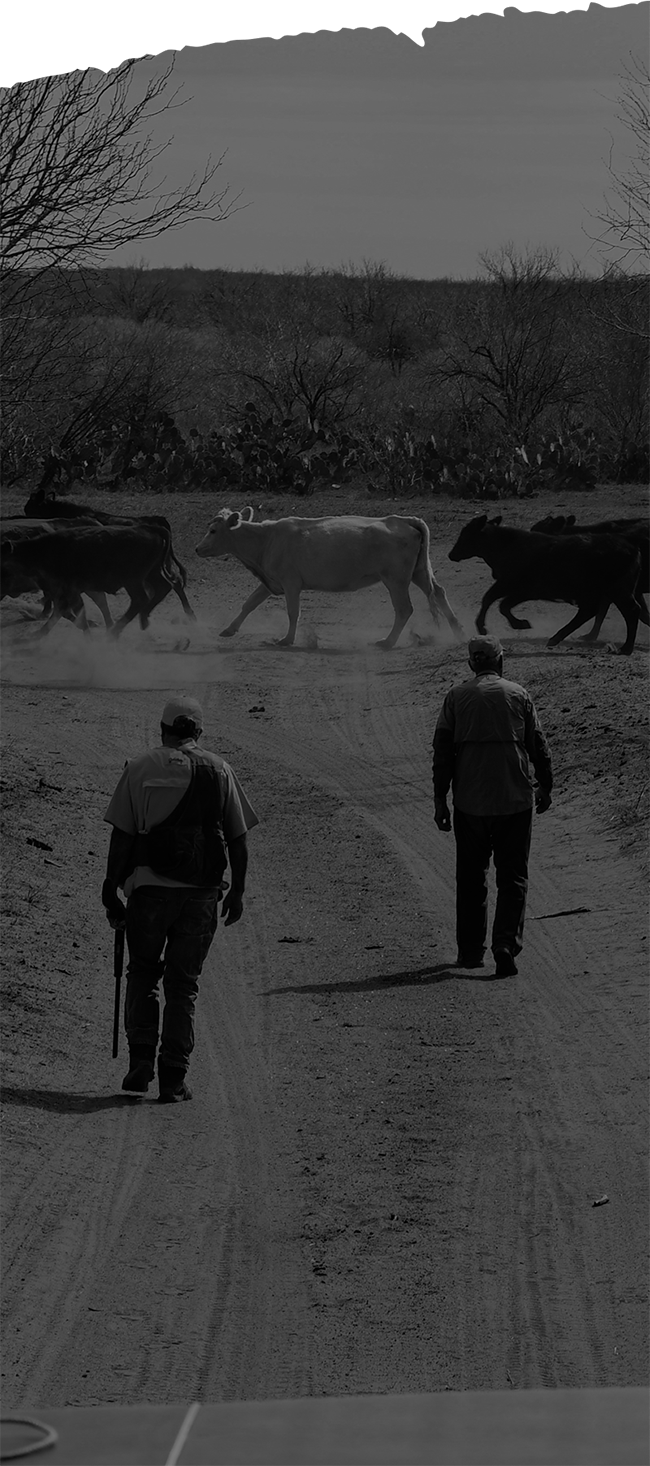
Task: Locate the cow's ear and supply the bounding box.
[566,515,575,527]
[487,514,502,527]
[241,506,254,522]
[473,514,488,528]
[226,512,240,529]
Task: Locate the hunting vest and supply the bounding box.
[132,757,228,887]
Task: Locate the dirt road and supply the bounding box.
[1,486,647,1408]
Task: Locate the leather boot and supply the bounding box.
[158,1059,192,1104]
[122,1044,156,1093]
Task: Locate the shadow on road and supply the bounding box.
[0,1086,144,1113]
[264,961,461,997]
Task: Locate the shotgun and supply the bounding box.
[112,927,125,1059]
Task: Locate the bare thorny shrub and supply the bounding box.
[429,246,584,444]
[0,57,238,470]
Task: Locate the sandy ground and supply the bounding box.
[1,485,648,1410]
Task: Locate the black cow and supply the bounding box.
[530,513,649,641]
[3,524,180,637]
[448,513,645,654]
[531,512,646,537]
[1,519,113,626]
[24,488,195,623]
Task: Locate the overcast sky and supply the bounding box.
[104,4,647,280]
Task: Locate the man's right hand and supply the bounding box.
[535,789,552,814]
[434,800,452,832]
[102,878,126,930]
[106,905,126,931]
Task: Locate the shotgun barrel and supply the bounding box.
[112,927,125,1059]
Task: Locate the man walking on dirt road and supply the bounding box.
[432,636,552,977]
[102,696,258,1102]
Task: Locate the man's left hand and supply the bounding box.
[222,889,244,926]
[434,800,452,832]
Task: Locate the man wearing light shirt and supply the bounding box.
[103,695,258,1102]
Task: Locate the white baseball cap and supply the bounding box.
[161,696,204,731]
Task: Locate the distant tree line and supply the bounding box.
[1,54,647,496]
[2,251,647,495]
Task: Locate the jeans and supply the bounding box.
[124,886,220,1071]
[453,807,533,959]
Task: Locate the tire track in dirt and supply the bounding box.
[2,580,646,1401]
[200,645,647,1389]
[189,905,313,1403]
[1,689,313,1410]
[2,1102,152,1402]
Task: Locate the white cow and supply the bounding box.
[195,507,463,648]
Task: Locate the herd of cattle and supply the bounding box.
[0,486,648,654]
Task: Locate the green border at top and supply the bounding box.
[1,0,645,85]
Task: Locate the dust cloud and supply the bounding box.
[0,605,241,690]
[3,589,640,690]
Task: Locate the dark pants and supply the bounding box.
[125,886,220,1072]
[453,807,533,960]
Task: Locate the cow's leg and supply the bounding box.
[221,582,273,637]
[412,563,463,637]
[145,555,196,622]
[546,602,598,647]
[377,580,414,648]
[33,602,64,637]
[172,580,196,620]
[476,583,507,635]
[611,596,639,655]
[497,597,532,631]
[545,588,641,651]
[71,598,91,632]
[139,570,171,627]
[88,591,113,629]
[140,568,195,624]
[580,606,607,642]
[276,581,302,646]
[110,587,151,638]
[167,553,196,620]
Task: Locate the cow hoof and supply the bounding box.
[219,627,237,638]
[375,638,395,649]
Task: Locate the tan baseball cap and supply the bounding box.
[161,695,204,730]
[467,635,503,664]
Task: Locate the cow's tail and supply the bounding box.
[403,517,434,581]
[172,550,189,586]
[404,516,464,638]
[158,534,196,619]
